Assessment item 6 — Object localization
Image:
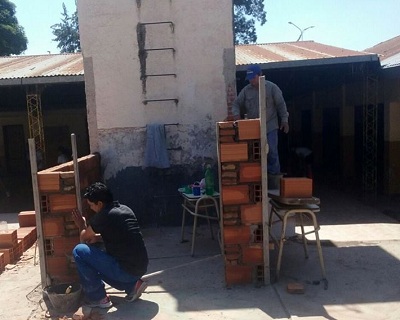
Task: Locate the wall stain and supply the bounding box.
[137,23,147,94]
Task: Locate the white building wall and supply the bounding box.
[77,0,235,180]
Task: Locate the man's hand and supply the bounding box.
[280,122,289,134]
[71,209,86,231]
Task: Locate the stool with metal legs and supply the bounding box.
[269,199,327,284]
[180,194,220,256]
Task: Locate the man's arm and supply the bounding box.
[231,88,246,121]
[71,209,102,244]
[79,226,101,244]
[272,84,289,133]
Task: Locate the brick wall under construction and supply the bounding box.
[218,119,270,286]
[37,153,101,285]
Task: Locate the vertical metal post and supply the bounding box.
[71,134,82,212]
[26,90,46,168]
[259,76,270,285]
[362,69,378,201]
[28,138,49,288]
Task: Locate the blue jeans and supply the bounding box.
[72,244,140,301]
[267,129,281,174]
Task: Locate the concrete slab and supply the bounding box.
[0,184,399,320]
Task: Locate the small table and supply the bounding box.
[268,190,327,284]
[178,188,220,256]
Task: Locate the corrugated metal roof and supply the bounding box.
[365,36,400,58]
[235,41,377,69]
[365,35,400,69]
[0,40,386,85]
[0,53,83,83]
[379,51,400,69]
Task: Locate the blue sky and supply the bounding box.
[11,0,400,55]
[256,0,400,50]
[12,0,77,55]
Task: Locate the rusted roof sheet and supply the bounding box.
[365,35,400,58]
[236,41,375,66]
[0,53,83,80]
[0,40,384,84]
[365,35,400,69]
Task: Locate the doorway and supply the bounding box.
[3,125,28,175]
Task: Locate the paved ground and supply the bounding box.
[0,183,400,320]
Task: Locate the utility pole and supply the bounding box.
[288,22,315,41]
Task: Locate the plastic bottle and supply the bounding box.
[205,164,215,196]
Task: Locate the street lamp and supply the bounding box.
[288,22,315,41]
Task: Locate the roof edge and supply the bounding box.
[236,54,381,71]
[0,75,84,86]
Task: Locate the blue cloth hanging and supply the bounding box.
[143,123,170,168]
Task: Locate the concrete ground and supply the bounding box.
[0,183,400,320]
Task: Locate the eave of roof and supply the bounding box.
[0,53,84,85]
[235,41,380,70]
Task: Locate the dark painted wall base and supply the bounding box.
[104,164,218,227]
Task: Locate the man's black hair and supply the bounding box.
[83,182,114,204]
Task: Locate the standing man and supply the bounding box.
[72,182,148,308]
[232,64,289,176]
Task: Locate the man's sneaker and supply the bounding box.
[84,295,113,308]
[126,279,147,302]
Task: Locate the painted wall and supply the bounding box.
[77,0,235,223]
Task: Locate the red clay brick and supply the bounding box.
[0,229,17,247]
[43,217,65,237]
[242,245,263,264]
[18,211,36,227]
[236,119,260,140]
[280,177,313,198]
[218,121,235,129]
[52,236,79,255]
[219,136,236,143]
[37,172,61,192]
[239,163,261,183]
[223,225,251,245]
[221,185,250,205]
[0,247,14,265]
[0,252,5,272]
[220,143,248,162]
[240,203,262,224]
[287,282,305,294]
[46,256,69,275]
[48,194,77,213]
[225,265,253,285]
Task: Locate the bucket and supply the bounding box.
[43,283,82,313]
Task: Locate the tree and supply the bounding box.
[51,3,80,53]
[234,0,266,44]
[0,0,27,56]
[51,1,266,52]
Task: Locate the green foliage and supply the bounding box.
[234,0,266,44]
[51,3,80,53]
[51,0,266,52]
[0,0,28,56]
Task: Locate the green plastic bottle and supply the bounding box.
[205,164,215,196]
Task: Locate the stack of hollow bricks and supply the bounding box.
[37,153,101,284]
[218,119,268,286]
[0,212,37,274]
